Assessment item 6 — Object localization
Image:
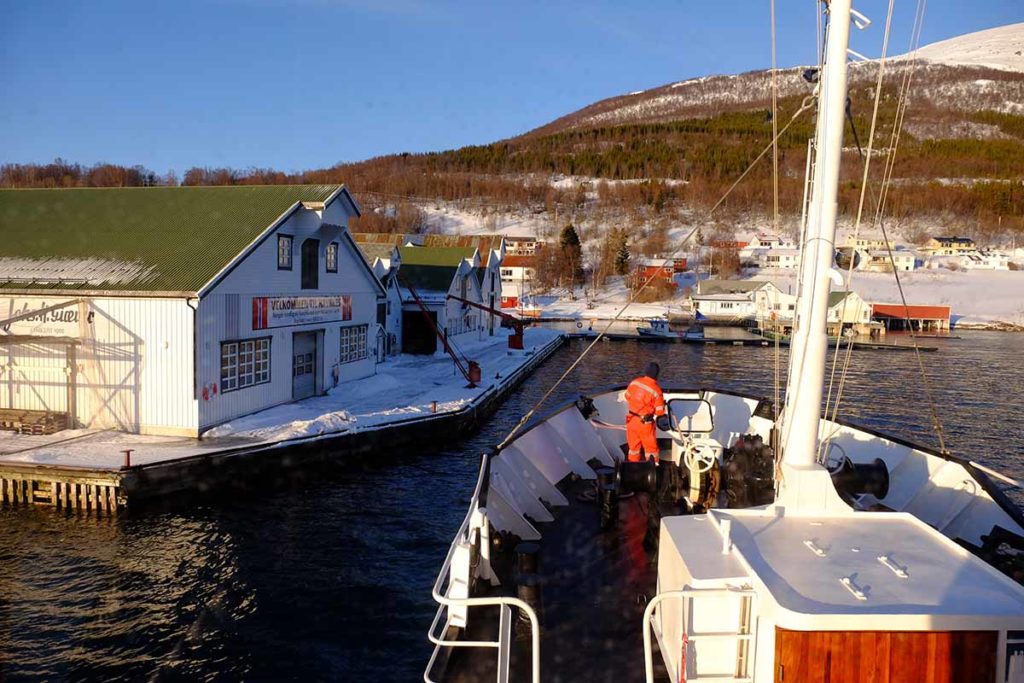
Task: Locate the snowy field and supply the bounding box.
[0,328,563,470]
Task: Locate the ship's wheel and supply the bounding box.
[682,439,717,474]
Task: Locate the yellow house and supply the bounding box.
[921,236,975,256]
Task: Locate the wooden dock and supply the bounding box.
[0,335,565,512]
[1,463,122,513]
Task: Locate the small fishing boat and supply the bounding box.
[425,3,1024,681]
[637,318,704,340]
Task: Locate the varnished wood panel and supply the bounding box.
[775,628,996,683]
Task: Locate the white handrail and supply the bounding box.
[643,587,756,683]
[424,454,541,683]
[970,461,1023,489]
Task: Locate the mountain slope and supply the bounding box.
[529,24,1024,136]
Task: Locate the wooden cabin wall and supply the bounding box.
[774,628,996,683]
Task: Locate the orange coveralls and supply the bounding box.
[624,376,666,463]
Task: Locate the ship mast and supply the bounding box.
[778,0,854,505]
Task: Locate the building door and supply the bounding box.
[402,310,437,355]
[292,331,317,400]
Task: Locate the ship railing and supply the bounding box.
[425,454,540,683]
[644,586,757,683]
[970,461,1023,491]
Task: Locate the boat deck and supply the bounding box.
[444,478,674,682]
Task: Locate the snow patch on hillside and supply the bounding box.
[914,23,1024,73]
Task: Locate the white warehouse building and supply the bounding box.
[0,185,386,438]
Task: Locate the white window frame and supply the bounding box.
[278,235,293,270]
[326,242,339,273]
[339,324,368,364]
[221,338,272,392]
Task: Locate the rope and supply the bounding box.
[496,99,817,451]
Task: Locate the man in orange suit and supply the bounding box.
[624,361,667,464]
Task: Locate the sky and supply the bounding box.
[0,0,1019,176]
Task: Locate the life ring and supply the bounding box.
[576,321,583,329]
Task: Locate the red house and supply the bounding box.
[632,258,680,290]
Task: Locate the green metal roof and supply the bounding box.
[0,185,342,293]
[398,246,476,267]
[399,264,459,294]
[827,291,853,307]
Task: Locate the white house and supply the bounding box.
[354,241,403,356]
[692,280,792,322]
[499,255,538,308]
[505,235,542,256]
[396,246,485,354]
[864,249,916,272]
[756,248,801,270]
[827,290,872,326]
[749,233,796,250]
[0,185,386,438]
[843,233,895,251]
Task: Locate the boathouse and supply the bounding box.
[871,303,951,331]
[0,185,386,438]
[396,246,485,354]
[354,242,403,356]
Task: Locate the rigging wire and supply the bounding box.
[496,99,817,451]
[819,0,896,465]
[818,0,949,458]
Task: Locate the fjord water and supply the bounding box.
[1,332,1021,681]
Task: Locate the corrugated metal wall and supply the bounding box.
[0,296,197,435]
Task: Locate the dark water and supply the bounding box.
[1,332,1022,681]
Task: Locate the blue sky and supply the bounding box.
[0,1,1019,175]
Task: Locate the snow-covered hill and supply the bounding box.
[915,23,1024,73]
[529,23,1024,136]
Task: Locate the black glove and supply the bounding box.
[655,415,671,432]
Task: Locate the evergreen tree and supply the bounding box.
[613,229,631,275]
[560,224,584,284]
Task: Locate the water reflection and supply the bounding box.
[0,331,1020,681]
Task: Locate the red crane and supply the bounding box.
[447,295,526,350]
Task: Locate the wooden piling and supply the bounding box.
[0,466,122,513]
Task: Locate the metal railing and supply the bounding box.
[424,454,540,683]
[643,586,757,683]
[970,461,1023,490]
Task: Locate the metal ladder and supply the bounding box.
[644,586,757,683]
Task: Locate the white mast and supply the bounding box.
[778,0,854,506]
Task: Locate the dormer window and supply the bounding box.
[278,235,293,270]
[326,242,338,273]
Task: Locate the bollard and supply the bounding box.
[431,400,438,413]
[121,449,134,469]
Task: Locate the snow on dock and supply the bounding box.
[0,328,563,509]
